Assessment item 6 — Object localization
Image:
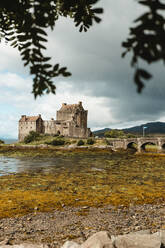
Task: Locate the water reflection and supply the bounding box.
[0,157,18,175]
[0,155,102,175]
[0,157,59,175]
[0,152,129,176]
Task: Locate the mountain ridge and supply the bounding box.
[93,122,165,137]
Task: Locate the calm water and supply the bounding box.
[0,157,66,175]
[0,153,118,176]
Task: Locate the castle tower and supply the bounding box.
[18,114,43,141]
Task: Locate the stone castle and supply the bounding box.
[18,102,91,141]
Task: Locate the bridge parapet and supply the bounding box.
[108,137,165,152]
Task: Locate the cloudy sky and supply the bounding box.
[0,0,165,139]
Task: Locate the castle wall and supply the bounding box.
[19,121,37,141]
[56,111,73,122]
[67,125,90,138]
[76,110,87,128]
[43,120,57,135]
[36,118,43,133]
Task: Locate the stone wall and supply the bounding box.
[56,110,73,122]
[19,121,37,141]
[43,120,57,135]
[19,116,43,142]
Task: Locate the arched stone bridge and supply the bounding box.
[109,137,165,152]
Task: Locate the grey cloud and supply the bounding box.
[45,0,165,127]
[1,0,165,131]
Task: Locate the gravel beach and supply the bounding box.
[0,204,165,247]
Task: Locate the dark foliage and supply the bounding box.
[1,0,164,96]
[94,129,137,138]
[46,138,65,146]
[122,0,165,92]
[0,0,102,98]
[59,135,64,138]
[104,129,125,138]
[24,131,40,143]
[0,139,4,144]
[77,139,84,146]
[105,139,110,145]
[93,128,111,137]
[86,138,95,145]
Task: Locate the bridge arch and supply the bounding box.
[127,142,137,150]
[141,142,157,151]
[162,143,165,150]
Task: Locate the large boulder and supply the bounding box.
[152,230,165,246]
[81,231,113,248]
[113,233,161,248]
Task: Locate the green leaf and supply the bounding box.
[94,16,101,23]
[36,35,47,42]
[53,64,59,71]
[92,8,103,14]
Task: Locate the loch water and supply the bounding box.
[0,151,131,176]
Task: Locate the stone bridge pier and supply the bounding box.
[137,138,163,153]
[111,137,165,153]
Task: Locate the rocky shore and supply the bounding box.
[0,203,165,247]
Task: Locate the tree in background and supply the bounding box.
[1,0,165,97]
[24,131,40,143]
[104,129,137,138]
[104,130,125,138]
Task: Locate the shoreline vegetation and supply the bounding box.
[0,143,165,218]
[0,137,165,245]
[0,135,165,231]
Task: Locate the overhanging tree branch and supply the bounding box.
[122,0,165,92]
[0,0,103,98]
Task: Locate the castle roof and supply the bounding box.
[59,102,84,112]
[19,115,42,122]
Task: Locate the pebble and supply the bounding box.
[0,204,164,247]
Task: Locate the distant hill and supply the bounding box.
[123,122,165,135]
[93,128,111,137]
[93,122,165,137]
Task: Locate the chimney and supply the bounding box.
[38,114,41,118]
[78,101,82,106]
[21,115,26,121]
